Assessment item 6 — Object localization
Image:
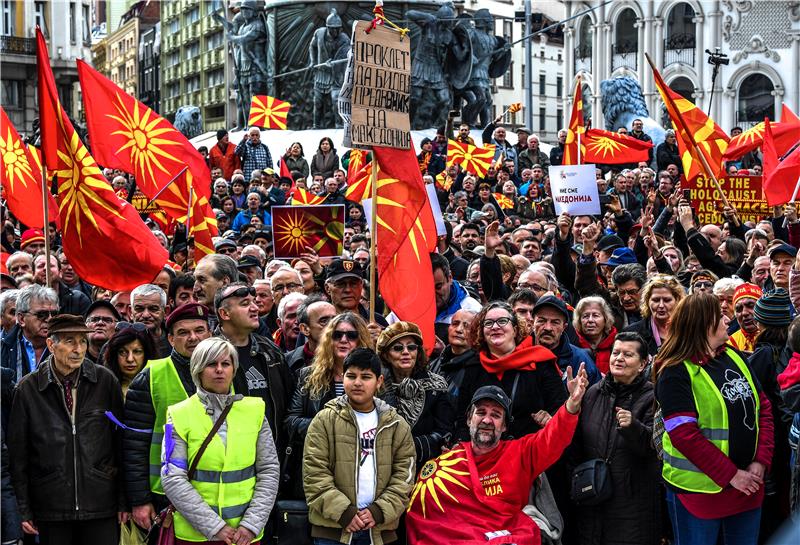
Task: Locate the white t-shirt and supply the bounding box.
[354,408,378,509]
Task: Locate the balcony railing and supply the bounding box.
[664,33,696,67]
[612,41,638,72]
[0,36,36,55]
[574,44,592,73]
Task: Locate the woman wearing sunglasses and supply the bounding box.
[283,313,372,500]
[376,322,453,471]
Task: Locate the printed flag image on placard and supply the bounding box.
[446,140,495,177]
[291,187,326,206]
[248,96,291,130]
[271,204,344,259]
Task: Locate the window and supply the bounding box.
[207,31,223,50]
[168,50,180,67]
[2,1,15,35]
[539,74,546,95]
[169,18,179,34]
[186,6,199,24]
[667,3,696,44]
[556,76,563,97]
[35,1,49,38]
[738,74,775,123]
[167,82,180,98]
[614,9,638,54]
[539,107,546,131]
[669,76,694,101]
[556,109,563,128]
[185,40,199,59]
[503,20,513,42]
[577,17,592,59]
[69,2,76,43]
[82,4,90,45]
[1,80,24,108]
[502,62,513,88]
[207,68,224,87]
[117,65,125,82]
[185,75,200,92]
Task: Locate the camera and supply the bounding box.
[706,48,729,66]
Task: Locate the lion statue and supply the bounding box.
[600,77,665,148]
[174,106,203,139]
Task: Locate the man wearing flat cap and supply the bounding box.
[122,303,212,533]
[8,315,126,543]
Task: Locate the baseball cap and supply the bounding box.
[768,243,797,259]
[599,247,638,267]
[533,295,570,321]
[597,234,625,253]
[471,385,512,418]
[326,258,364,282]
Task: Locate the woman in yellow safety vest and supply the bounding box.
[654,293,774,545]
[161,337,280,544]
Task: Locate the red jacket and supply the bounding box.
[209,141,241,180]
[407,405,578,545]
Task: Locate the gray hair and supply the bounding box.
[241,244,266,262]
[16,284,58,314]
[277,292,307,321]
[265,259,289,278]
[572,296,615,337]
[713,277,744,296]
[270,267,303,290]
[0,289,20,316]
[131,284,167,307]
[197,254,238,283]
[189,337,239,390]
[528,263,558,291]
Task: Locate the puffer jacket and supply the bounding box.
[303,396,415,545]
[571,373,662,545]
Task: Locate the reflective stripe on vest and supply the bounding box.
[147,357,189,494]
[661,348,760,493]
[168,395,265,542]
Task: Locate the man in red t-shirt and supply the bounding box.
[209,129,241,180]
[406,366,589,545]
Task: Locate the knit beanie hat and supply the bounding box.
[732,283,762,308]
[753,288,792,328]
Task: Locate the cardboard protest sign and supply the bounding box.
[130,189,163,214]
[687,175,769,224]
[271,204,345,259]
[350,21,411,149]
[549,164,600,216]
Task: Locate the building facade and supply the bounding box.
[562,0,800,132]
[1,0,92,133]
[139,22,160,113]
[160,0,226,129]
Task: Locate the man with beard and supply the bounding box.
[459,223,482,254]
[123,303,212,533]
[430,254,481,342]
[429,308,477,400]
[130,284,170,357]
[406,377,588,544]
[84,300,121,363]
[729,283,762,353]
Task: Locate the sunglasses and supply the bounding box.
[332,330,359,341]
[217,286,256,307]
[390,343,419,353]
[114,321,148,333]
[25,309,58,321]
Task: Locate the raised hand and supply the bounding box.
[565,363,589,414]
[677,204,694,231]
[581,222,600,254]
[557,212,572,241]
[484,220,502,254]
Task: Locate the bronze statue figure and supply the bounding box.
[309,9,351,129]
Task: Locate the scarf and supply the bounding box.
[576,327,618,375]
[479,336,557,380]
[436,280,470,322]
[383,371,448,428]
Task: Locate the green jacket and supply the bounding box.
[303,395,416,545]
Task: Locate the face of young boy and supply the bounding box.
[344,367,383,410]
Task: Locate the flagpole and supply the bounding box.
[148,165,189,205]
[577,131,582,165]
[368,154,378,324]
[645,53,731,209]
[41,168,52,288]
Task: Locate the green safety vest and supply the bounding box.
[662,348,760,493]
[147,356,190,495]
[168,395,265,542]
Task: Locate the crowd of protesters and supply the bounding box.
[1,114,799,545]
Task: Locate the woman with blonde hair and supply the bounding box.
[283,312,372,499]
[622,274,685,356]
[573,296,618,375]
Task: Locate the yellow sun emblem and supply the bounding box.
[55,110,122,245]
[273,207,343,257]
[0,127,34,191]
[107,93,182,185]
[586,136,625,160]
[374,170,430,263]
[407,447,470,517]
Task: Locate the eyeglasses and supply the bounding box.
[272,282,302,293]
[482,317,513,329]
[617,288,640,297]
[390,343,419,353]
[114,321,148,333]
[86,316,116,325]
[24,309,58,321]
[517,283,547,293]
[332,330,359,341]
[217,286,256,306]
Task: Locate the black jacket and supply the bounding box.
[622,317,659,357]
[57,281,91,316]
[454,350,567,441]
[685,227,740,279]
[123,351,195,507]
[1,325,50,384]
[656,141,681,172]
[570,374,662,545]
[7,358,125,522]
[429,346,476,403]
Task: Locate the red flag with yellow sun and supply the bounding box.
[76,60,217,259]
[446,140,495,177]
[248,95,291,130]
[582,128,653,164]
[271,204,344,258]
[291,187,326,206]
[722,118,800,162]
[0,106,59,227]
[345,149,373,203]
[563,75,586,165]
[36,29,167,290]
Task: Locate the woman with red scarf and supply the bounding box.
[454,301,568,441]
[573,296,618,374]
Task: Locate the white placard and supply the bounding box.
[549,164,601,216]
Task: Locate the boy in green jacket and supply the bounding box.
[303,347,416,545]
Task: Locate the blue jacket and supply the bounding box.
[552,334,601,386]
[231,208,272,232]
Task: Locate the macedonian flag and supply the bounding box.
[447,140,495,177]
[76,60,217,259]
[36,29,167,290]
[582,128,654,164]
[0,106,59,228]
[271,204,344,259]
[345,149,373,203]
[291,187,326,206]
[722,118,800,162]
[493,193,515,209]
[649,55,729,182]
[563,74,586,165]
[248,95,291,130]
